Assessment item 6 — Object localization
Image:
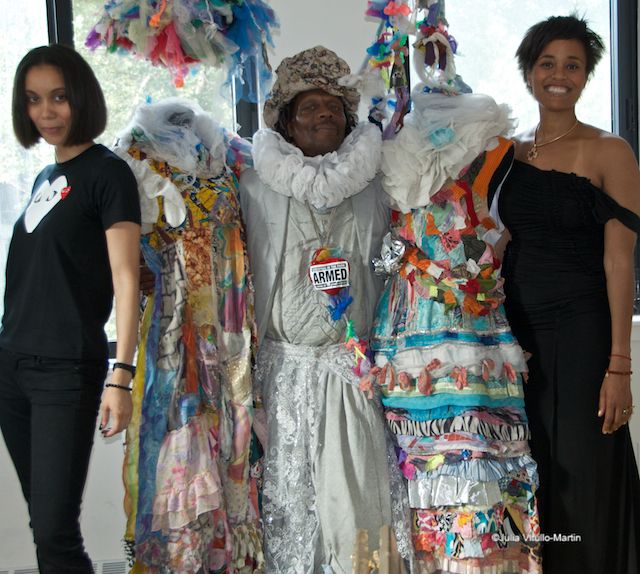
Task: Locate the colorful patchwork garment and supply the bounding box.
[368,92,542,573]
[116,99,261,573]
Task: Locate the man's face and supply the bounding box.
[287,89,347,157]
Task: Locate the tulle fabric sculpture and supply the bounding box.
[86,0,278,96]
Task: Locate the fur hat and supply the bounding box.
[262,45,360,129]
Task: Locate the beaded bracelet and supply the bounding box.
[105,383,133,392]
[605,369,633,377]
[609,354,632,361]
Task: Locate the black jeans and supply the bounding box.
[0,348,106,574]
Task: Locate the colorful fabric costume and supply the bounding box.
[368,92,542,573]
[115,99,261,573]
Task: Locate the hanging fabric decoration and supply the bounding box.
[355,0,473,139]
[85,0,278,99]
[412,0,471,94]
[114,98,263,572]
[358,2,542,573]
[352,0,413,139]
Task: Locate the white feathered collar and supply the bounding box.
[252,122,382,210]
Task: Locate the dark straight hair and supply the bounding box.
[12,44,107,148]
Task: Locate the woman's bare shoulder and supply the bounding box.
[582,127,636,172]
[580,125,640,211]
[580,123,629,147]
[572,125,639,199]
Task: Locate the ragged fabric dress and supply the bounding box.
[498,160,640,574]
[115,102,262,573]
[239,123,412,573]
[367,93,542,573]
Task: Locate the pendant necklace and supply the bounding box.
[527,119,579,161]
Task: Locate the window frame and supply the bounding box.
[611,0,638,157]
[46,0,73,46]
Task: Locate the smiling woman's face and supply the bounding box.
[527,39,588,112]
[287,89,347,157]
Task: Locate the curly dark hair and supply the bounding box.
[516,15,605,88]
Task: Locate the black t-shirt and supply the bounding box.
[0,144,141,360]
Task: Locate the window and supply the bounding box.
[446,0,612,134]
[0,1,50,319]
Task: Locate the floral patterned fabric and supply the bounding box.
[369,137,542,573]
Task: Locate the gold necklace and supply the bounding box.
[527,119,579,161]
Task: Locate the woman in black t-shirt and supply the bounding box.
[0,44,141,573]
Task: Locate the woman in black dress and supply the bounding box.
[497,15,640,574]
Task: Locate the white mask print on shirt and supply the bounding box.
[24,175,70,233]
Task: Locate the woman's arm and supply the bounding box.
[598,136,640,434]
[101,221,141,437]
[493,228,512,263]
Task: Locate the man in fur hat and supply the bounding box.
[240,46,407,573]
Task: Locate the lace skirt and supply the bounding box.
[256,338,405,574]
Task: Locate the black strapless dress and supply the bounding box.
[498,160,640,574]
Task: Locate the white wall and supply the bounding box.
[267,0,379,82]
[630,324,640,458]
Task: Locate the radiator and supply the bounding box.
[0,561,127,574]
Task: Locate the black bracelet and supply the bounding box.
[113,362,136,376]
[105,383,132,392]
